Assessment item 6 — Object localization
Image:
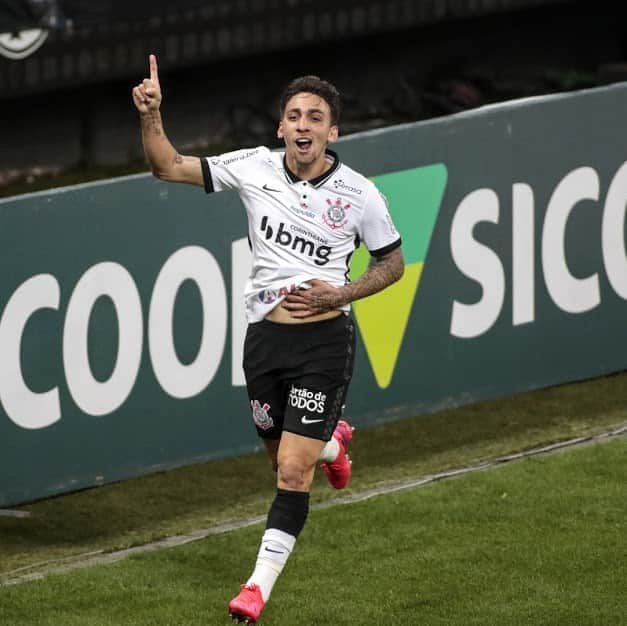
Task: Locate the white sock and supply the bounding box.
[246,528,296,602]
[318,436,339,463]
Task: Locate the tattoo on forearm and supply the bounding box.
[343,249,404,304]
[150,118,163,136]
[141,113,163,137]
[312,292,341,311]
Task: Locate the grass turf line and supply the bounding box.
[1,371,626,580]
[1,437,624,625]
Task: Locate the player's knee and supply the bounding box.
[277,456,311,490]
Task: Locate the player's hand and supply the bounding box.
[282,279,344,318]
[132,54,162,114]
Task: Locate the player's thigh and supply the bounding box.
[284,315,356,441]
[245,372,286,439]
[243,322,287,439]
[276,431,326,489]
[277,431,326,467]
[284,374,351,441]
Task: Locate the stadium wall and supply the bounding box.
[1,81,627,507]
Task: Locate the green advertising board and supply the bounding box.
[2,82,627,506]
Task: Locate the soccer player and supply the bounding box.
[132,54,404,624]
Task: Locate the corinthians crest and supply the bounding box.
[323,197,351,230]
[251,400,274,430]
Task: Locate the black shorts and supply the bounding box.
[243,314,356,442]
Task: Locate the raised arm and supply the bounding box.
[282,247,405,318]
[132,54,203,185]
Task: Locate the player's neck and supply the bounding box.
[285,151,332,181]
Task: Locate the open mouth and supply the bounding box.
[295,138,313,151]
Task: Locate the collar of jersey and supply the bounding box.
[282,148,340,188]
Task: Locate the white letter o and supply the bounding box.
[63,262,143,416]
[149,246,227,399]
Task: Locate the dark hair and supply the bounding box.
[279,75,341,126]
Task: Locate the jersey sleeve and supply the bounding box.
[201,147,265,193]
[360,182,402,257]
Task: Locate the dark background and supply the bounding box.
[0,0,624,195]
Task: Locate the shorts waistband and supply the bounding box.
[252,312,351,333]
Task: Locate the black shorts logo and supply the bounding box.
[251,400,274,430]
[288,385,327,414]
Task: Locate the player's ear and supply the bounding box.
[277,121,284,139]
[327,125,338,143]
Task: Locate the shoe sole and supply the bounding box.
[230,611,256,624]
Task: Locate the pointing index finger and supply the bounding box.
[149,54,159,83]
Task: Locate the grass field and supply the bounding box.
[1,437,624,625]
[1,373,626,624]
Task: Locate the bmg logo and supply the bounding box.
[260,216,331,266]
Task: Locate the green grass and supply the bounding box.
[1,372,626,582]
[1,437,624,625]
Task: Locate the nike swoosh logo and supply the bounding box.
[264,547,284,554]
[301,415,324,424]
[262,184,282,192]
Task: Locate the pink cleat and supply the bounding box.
[228,584,265,624]
[321,419,354,489]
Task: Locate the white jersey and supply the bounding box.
[201,146,401,322]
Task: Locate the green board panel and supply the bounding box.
[2,82,627,506]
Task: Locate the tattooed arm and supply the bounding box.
[282,247,404,318]
[131,54,202,186]
[138,110,202,184]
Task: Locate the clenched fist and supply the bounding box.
[132,54,162,114]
